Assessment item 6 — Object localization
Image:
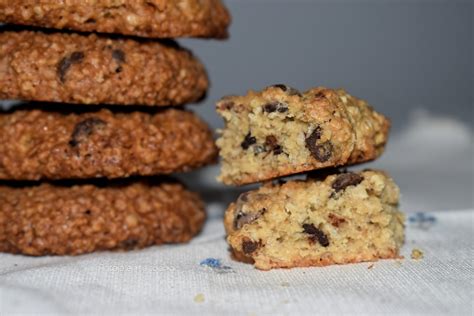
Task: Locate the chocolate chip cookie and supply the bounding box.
[0,108,217,180]
[216,85,390,185]
[0,31,208,106]
[224,170,405,270]
[0,180,206,256]
[0,0,230,39]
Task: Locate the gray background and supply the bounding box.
[179,0,473,212]
[182,0,473,131]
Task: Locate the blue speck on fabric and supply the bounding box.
[200,258,234,273]
[409,212,437,230]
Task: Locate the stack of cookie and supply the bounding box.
[216,85,405,270]
[0,1,231,256]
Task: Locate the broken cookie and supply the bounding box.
[224,170,405,270]
[216,85,390,185]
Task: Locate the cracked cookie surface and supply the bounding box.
[0,108,217,180]
[216,85,390,185]
[0,0,230,39]
[0,180,205,256]
[224,170,405,270]
[0,31,208,106]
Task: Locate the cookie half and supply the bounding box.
[224,170,405,270]
[0,1,230,39]
[0,31,208,106]
[0,108,217,180]
[0,180,205,256]
[216,85,390,185]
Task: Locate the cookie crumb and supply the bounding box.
[411,248,424,260]
[194,293,205,303]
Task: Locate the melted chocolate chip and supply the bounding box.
[242,240,259,254]
[241,132,257,150]
[270,84,302,96]
[57,51,85,83]
[305,128,333,162]
[69,117,106,147]
[302,224,329,247]
[331,173,364,192]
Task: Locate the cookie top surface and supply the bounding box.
[216,85,390,185]
[0,107,217,180]
[0,30,208,106]
[0,180,206,256]
[0,0,231,39]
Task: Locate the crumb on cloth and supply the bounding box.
[411,248,424,260]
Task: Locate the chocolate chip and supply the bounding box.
[312,142,333,162]
[84,210,92,215]
[314,91,326,99]
[277,106,289,113]
[262,101,289,113]
[305,128,333,162]
[264,135,278,147]
[112,49,126,63]
[270,84,302,96]
[265,135,283,155]
[242,240,259,254]
[302,224,329,247]
[272,84,289,91]
[69,117,106,147]
[306,126,322,143]
[219,101,235,111]
[234,208,265,230]
[263,103,277,113]
[273,145,283,155]
[57,51,85,83]
[331,173,364,193]
[241,132,256,150]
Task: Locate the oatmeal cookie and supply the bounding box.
[216,85,390,185]
[0,30,208,106]
[0,180,206,256]
[0,108,217,180]
[224,170,405,270]
[0,0,230,39]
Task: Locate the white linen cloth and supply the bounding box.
[0,111,472,315]
[0,210,472,315]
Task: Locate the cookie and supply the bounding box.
[0,108,217,180]
[0,1,230,39]
[0,30,208,106]
[0,180,205,256]
[216,85,390,185]
[224,170,405,270]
